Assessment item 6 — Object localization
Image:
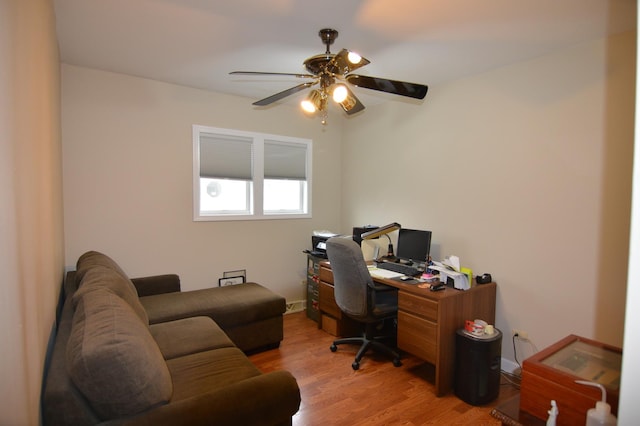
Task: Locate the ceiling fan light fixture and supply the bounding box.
[300,99,316,113]
[301,89,325,114]
[339,93,357,112]
[347,51,362,65]
[332,84,348,103]
[232,28,428,125]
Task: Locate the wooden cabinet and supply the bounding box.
[520,335,622,425]
[398,284,496,396]
[397,292,438,363]
[318,281,341,318]
[397,311,437,363]
[319,261,497,396]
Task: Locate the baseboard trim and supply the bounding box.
[285,300,306,314]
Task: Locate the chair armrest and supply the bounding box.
[106,371,301,426]
[131,274,181,297]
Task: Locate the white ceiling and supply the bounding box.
[53,0,636,110]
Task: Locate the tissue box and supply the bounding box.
[520,335,621,425]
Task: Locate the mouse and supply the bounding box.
[400,276,413,281]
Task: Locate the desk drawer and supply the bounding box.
[397,311,437,363]
[319,266,334,284]
[399,292,438,322]
[319,281,341,318]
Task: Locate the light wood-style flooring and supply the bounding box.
[249,312,519,426]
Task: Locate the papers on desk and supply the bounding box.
[429,255,471,290]
[367,265,404,279]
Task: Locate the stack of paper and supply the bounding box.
[429,255,470,290]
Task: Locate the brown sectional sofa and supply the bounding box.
[42,251,300,425]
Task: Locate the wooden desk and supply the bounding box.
[319,261,497,396]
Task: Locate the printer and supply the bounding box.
[305,232,339,258]
[305,227,377,259]
[310,235,330,258]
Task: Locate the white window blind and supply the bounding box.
[199,134,253,180]
[264,140,307,180]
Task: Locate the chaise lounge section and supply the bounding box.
[43,251,300,425]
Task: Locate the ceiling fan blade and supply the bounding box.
[328,49,370,75]
[340,86,365,115]
[346,74,428,99]
[252,82,316,106]
[230,71,316,79]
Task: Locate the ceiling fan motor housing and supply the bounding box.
[305,28,339,74]
[319,28,338,52]
[304,54,335,75]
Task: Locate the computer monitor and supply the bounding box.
[396,228,432,264]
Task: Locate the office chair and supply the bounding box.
[326,237,402,370]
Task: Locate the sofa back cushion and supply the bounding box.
[75,251,130,284]
[73,265,149,324]
[66,289,172,420]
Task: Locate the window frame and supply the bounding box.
[193,125,312,221]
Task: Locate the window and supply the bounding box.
[193,125,312,221]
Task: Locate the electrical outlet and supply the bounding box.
[512,329,529,340]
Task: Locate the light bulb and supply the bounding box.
[332,85,348,103]
[301,99,316,113]
[347,51,362,64]
[301,89,324,114]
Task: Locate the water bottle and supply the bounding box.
[575,380,617,426]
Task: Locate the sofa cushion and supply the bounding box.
[149,316,236,360]
[166,347,262,400]
[140,282,285,328]
[75,250,130,285]
[73,265,149,324]
[66,289,172,420]
[110,350,301,426]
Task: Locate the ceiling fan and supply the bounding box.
[229,28,428,124]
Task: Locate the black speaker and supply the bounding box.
[454,328,502,405]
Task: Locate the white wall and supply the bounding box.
[61,65,343,301]
[0,0,64,424]
[618,12,640,426]
[342,31,635,361]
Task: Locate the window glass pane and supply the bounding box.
[199,178,251,214]
[264,179,305,212]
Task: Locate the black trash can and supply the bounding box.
[455,327,502,405]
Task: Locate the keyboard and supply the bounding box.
[377,261,421,277]
[367,267,403,279]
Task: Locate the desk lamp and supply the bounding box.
[360,222,401,259]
